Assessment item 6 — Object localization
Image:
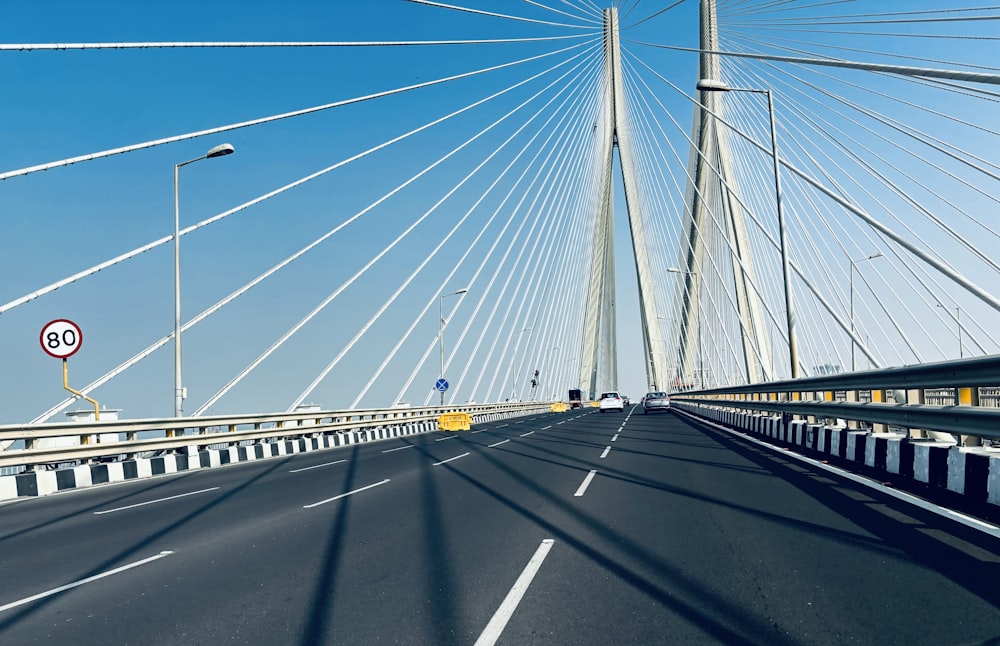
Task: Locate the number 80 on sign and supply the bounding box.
[40,319,83,359]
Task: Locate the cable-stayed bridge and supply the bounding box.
[1,2,999,644]
[1,0,996,423]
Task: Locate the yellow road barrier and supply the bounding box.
[437,412,472,431]
[550,403,568,413]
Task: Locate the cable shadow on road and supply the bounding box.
[299,445,360,645]
[679,415,1000,609]
[430,444,802,646]
[488,439,901,558]
[0,469,203,545]
[0,454,296,633]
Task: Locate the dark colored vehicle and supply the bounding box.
[568,388,583,409]
[643,391,671,414]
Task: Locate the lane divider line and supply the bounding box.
[556,421,566,425]
[474,539,555,646]
[435,436,459,442]
[433,452,471,466]
[303,478,391,509]
[541,425,552,430]
[289,459,347,473]
[600,446,611,459]
[381,445,417,453]
[0,551,174,614]
[574,470,597,497]
[498,424,509,428]
[470,430,486,434]
[94,488,219,515]
[489,439,510,448]
[611,434,619,442]
[519,431,535,437]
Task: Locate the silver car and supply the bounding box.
[642,391,670,414]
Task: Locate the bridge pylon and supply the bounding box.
[674,0,774,388]
[578,8,670,398]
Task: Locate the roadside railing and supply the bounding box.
[670,355,1000,446]
[0,401,551,471]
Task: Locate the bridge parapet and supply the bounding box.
[671,357,1000,515]
[0,402,553,499]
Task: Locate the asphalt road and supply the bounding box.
[0,407,997,645]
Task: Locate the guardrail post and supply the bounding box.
[845,389,859,429]
[907,389,925,438]
[870,389,887,433]
[958,387,982,447]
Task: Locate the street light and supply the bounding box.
[936,303,963,358]
[667,268,703,389]
[849,251,882,371]
[174,143,235,417]
[510,327,531,401]
[696,78,800,378]
[439,287,468,405]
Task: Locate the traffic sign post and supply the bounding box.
[40,319,100,423]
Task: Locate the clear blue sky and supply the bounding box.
[1,1,997,424]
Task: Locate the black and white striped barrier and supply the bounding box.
[674,402,1000,508]
[0,405,552,500]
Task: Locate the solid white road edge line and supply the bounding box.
[600,446,611,459]
[93,488,220,515]
[675,408,1000,539]
[519,431,535,437]
[381,444,417,453]
[303,479,391,509]
[489,440,510,448]
[289,459,347,473]
[473,539,555,646]
[433,452,471,466]
[0,551,174,614]
[574,470,597,497]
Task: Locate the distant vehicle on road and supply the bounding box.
[598,391,624,413]
[622,395,630,406]
[642,391,671,414]
[568,388,583,409]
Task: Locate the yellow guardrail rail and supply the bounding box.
[437,412,472,431]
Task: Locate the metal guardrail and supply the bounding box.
[671,355,1000,444]
[0,402,550,470]
[671,398,1000,441]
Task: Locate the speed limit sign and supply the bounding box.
[40,319,83,359]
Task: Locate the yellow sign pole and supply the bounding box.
[63,358,100,424]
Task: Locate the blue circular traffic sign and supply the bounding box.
[435,379,449,392]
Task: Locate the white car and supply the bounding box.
[598,391,625,413]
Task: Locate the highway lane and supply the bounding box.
[0,408,998,644]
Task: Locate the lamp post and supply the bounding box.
[174,143,235,417]
[667,268,703,389]
[936,304,963,358]
[849,251,882,371]
[696,78,799,378]
[439,288,468,405]
[510,327,531,401]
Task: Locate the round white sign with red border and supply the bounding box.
[40,319,83,359]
